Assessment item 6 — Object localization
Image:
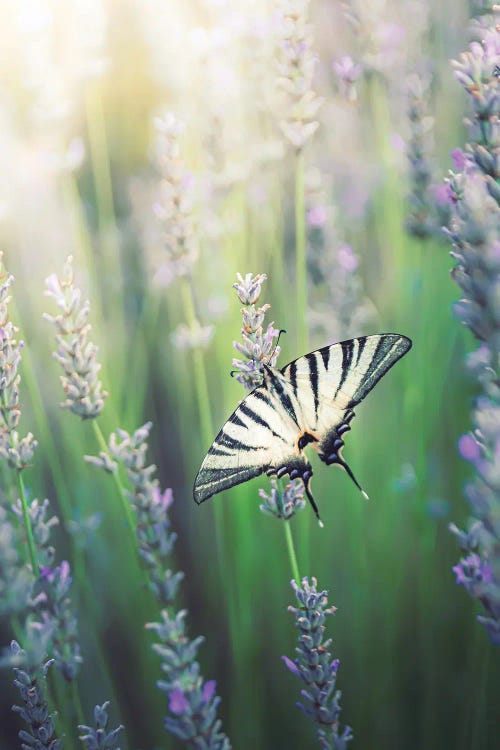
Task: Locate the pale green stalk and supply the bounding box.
[92,420,137,538]
[180,278,214,443]
[295,150,307,355]
[284,521,300,583]
[85,81,117,249]
[16,472,39,576]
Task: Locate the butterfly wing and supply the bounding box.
[281,333,411,471]
[193,385,312,504]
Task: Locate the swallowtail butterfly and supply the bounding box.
[193,333,411,525]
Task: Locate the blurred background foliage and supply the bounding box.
[0,0,498,748]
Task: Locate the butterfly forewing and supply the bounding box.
[281,333,412,463]
[193,385,310,504]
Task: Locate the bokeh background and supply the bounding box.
[0,0,498,748]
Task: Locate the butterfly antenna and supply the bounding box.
[338,456,370,500]
[270,329,287,361]
[303,475,324,528]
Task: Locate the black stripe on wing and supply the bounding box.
[349,334,411,406]
[194,463,266,504]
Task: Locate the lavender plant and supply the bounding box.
[232,272,282,391]
[259,479,306,521]
[79,702,124,750]
[0,253,38,572]
[283,578,352,750]
[443,10,500,643]
[86,423,231,747]
[44,255,107,420]
[11,640,61,750]
[152,112,214,351]
[275,0,324,152]
[405,73,438,239]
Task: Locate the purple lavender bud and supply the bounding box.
[168,689,190,715]
[458,433,482,462]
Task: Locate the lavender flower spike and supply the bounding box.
[0,253,38,469]
[283,577,352,749]
[11,640,61,750]
[443,9,500,644]
[79,702,124,750]
[44,255,108,419]
[147,610,231,750]
[86,424,231,746]
[275,0,324,151]
[259,478,306,520]
[231,272,282,390]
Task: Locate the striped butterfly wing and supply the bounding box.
[281,333,411,479]
[193,386,311,504]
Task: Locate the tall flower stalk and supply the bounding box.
[152,112,213,444]
[283,578,352,749]
[0,253,38,574]
[276,0,323,353]
[443,9,500,644]
[43,255,135,537]
[86,423,231,747]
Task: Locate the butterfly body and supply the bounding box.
[193,333,412,522]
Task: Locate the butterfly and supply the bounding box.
[193,333,412,525]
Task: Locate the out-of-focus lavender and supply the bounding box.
[152,112,214,350]
[259,478,306,520]
[275,0,324,151]
[0,505,32,617]
[232,272,282,390]
[405,73,438,238]
[44,255,108,420]
[332,56,361,103]
[8,495,82,681]
[30,560,83,682]
[11,640,61,750]
[0,253,38,469]
[444,10,500,644]
[79,702,124,750]
[283,578,352,750]
[86,423,231,747]
[304,175,374,342]
[152,113,199,282]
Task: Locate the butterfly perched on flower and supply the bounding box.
[193,333,411,524]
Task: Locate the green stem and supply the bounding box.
[180,278,214,442]
[92,420,137,538]
[70,678,86,728]
[295,150,307,354]
[283,521,300,583]
[85,81,117,244]
[17,471,39,576]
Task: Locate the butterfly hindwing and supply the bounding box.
[193,384,312,504]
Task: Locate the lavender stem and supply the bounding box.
[284,520,301,583]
